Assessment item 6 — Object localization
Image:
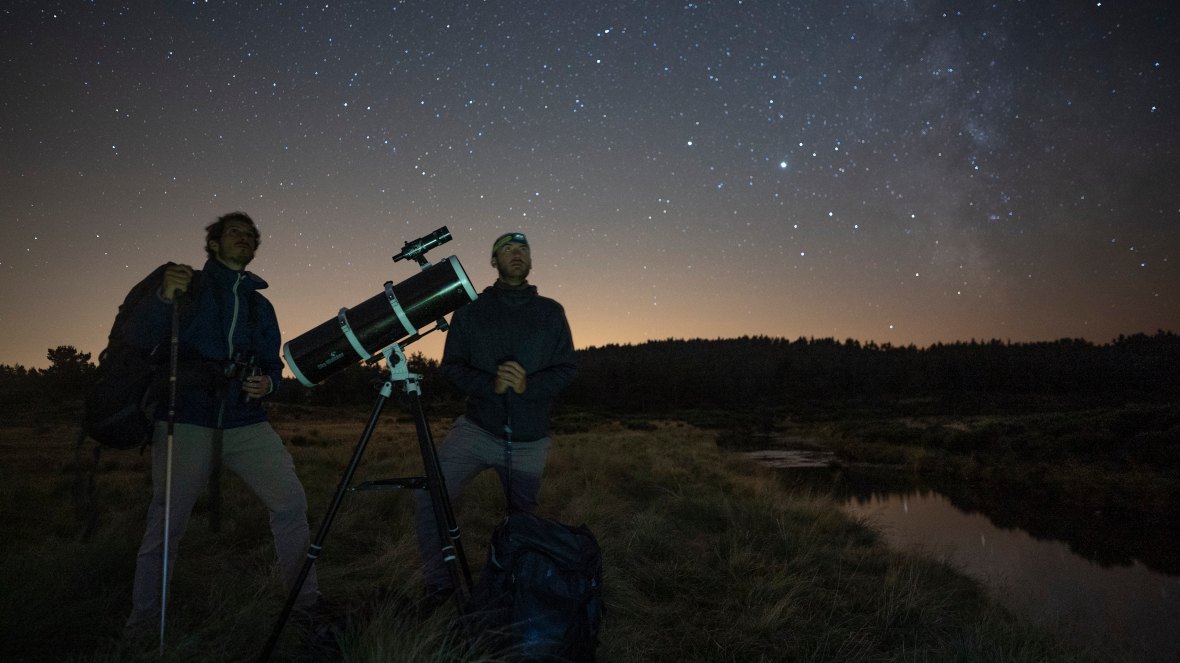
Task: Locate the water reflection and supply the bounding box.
[757,455,1180,663]
[843,490,1179,663]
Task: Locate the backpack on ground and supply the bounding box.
[81,263,200,450]
[464,511,604,662]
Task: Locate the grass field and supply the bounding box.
[0,401,1122,662]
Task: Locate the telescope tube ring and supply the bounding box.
[384,282,417,340]
[337,308,372,362]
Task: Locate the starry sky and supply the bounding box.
[2,1,1177,372]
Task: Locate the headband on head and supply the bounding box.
[492,232,528,255]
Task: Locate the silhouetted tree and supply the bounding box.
[43,345,95,396]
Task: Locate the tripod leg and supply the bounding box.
[408,390,472,606]
[257,389,390,663]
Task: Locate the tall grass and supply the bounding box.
[0,405,1112,662]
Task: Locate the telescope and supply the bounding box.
[282,227,477,387]
[261,228,479,660]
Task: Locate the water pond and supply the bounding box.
[748,448,1180,663]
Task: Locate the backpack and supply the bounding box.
[81,263,202,450]
[465,511,604,662]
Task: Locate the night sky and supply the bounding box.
[2,1,1177,372]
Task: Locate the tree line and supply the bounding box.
[564,331,1180,413]
[4,331,1177,414]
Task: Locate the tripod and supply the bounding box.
[257,340,472,662]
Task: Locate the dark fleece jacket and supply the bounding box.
[440,282,576,442]
[123,259,282,429]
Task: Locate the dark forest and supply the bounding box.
[6,331,1177,415]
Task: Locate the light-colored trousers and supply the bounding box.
[413,416,552,591]
[126,421,319,626]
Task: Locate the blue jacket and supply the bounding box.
[441,282,576,442]
[124,259,283,429]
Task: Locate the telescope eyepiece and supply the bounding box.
[393,226,452,263]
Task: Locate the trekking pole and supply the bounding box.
[159,297,180,655]
[503,391,514,512]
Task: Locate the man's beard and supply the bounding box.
[497,263,530,282]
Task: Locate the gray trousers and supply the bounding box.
[126,421,319,627]
[413,415,551,591]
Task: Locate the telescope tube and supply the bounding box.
[283,255,477,386]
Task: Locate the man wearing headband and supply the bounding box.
[412,231,577,611]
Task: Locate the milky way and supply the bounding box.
[1,1,1176,369]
